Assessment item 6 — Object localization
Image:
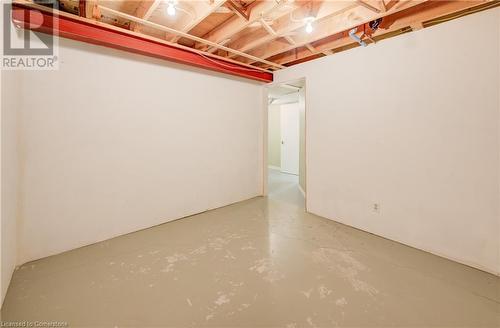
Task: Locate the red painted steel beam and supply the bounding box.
[10,4,273,82]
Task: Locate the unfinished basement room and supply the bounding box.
[0,0,499,327]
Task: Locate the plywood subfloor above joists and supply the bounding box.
[17,0,500,72]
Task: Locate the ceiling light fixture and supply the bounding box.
[304,16,314,34]
[305,21,313,33]
[167,0,176,16]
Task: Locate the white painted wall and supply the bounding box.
[0,70,20,306]
[0,4,21,306]
[11,37,264,265]
[1,70,21,307]
[268,104,281,168]
[275,8,500,275]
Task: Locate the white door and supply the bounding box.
[280,102,299,175]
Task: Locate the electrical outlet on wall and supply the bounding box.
[373,203,380,213]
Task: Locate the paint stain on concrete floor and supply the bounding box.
[1,195,499,326]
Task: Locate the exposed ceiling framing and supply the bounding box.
[13,0,500,74]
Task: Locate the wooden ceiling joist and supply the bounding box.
[226,0,251,20]
[130,0,162,32]
[237,0,428,64]
[379,0,388,12]
[11,0,273,82]
[226,0,360,59]
[10,0,500,75]
[357,0,382,13]
[170,0,226,42]
[268,0,495,66]
[196,0,297,52]
[97,4,286,69]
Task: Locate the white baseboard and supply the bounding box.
[268,165,281,171]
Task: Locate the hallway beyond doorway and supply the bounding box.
[268,168,304,208]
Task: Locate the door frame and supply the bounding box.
[263,77,307,211]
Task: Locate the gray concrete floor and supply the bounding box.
[268,168,304,207]
[1,171,499,327]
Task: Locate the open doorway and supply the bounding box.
[266,79,306,208]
